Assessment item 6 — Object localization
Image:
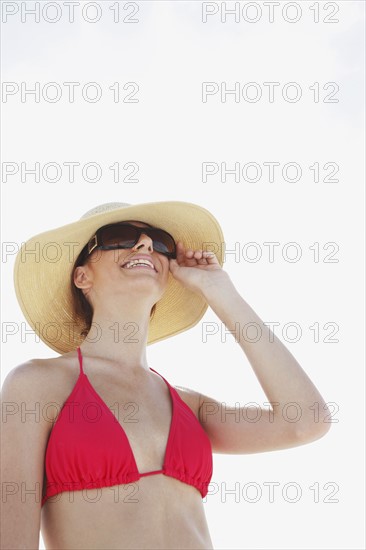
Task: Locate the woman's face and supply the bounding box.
[73,221,171,307]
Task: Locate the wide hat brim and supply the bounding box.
[14,201,225,354]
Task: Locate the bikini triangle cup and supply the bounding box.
[41,348,213,505]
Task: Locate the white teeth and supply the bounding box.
[123,259,155,270]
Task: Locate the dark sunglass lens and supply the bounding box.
[149,229,176,254]
[98,224,175,255]
[101,225,138,248]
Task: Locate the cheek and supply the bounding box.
[162,260,171,280]
[89,255,119,283]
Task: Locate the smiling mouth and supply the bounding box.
[122,265,156,271]
[121,260,157,272]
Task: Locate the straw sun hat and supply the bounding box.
[14,201,225,354]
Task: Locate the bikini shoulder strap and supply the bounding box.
[76,347,84,375]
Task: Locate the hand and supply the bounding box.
[169,241,230,299]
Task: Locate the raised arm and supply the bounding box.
[169,244,331,452]
[198,274,331,452]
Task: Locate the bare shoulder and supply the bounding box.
[2,353,73,386]
[172,384,201,419]
[1,352,78,421]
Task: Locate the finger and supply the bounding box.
[203,251,219,264]
[187,249,218,266]
[175,242,197,267]
[175,241,186,263]
[189,250,215,266]
[183,248,199,266]
[194,250,208,265]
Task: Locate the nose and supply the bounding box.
[133,232,153,253]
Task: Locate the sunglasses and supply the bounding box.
[87,222,177,259]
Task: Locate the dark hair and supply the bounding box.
[70,244,157,338]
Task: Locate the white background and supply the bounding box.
[1,1,365,549]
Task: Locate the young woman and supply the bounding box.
[1,201,331,549]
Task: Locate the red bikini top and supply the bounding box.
[41,348,213,506]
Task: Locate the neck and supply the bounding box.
[78,306,152,374]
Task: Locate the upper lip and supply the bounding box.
[120,255,157,272]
